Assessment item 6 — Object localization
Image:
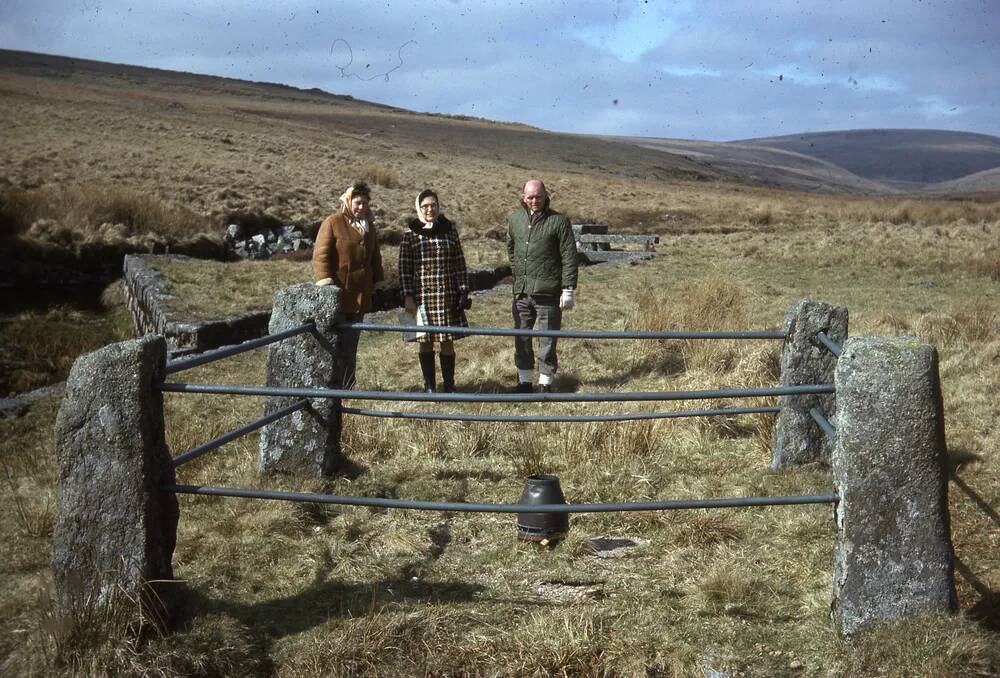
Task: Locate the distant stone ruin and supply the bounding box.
[572,223,659,264]
[224,223,313,260]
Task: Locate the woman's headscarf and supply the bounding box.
[414,188,439,226]
[340,181,372,234]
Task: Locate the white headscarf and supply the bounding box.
[340,185,370,235]
[414,189,439,227]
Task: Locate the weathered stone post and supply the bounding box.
[772,299,848,468]
[259,283,345,475]
[52,335,178,625]
[831,336,957,637]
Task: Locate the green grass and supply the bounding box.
[0,285,133,397]
[2,249,996,676]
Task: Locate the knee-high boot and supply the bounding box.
[418,351,436,392]
[439,353,456,392]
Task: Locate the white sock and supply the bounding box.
[518,369,533,384]
[538,372,554,386]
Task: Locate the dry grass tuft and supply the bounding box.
[626,275,758,374]
[356,164,401,189]
[837,613,1000,677]
[672,512,745,548]
[913,300,998,346]
[696,562,770,617]
[747,202,777,226]
[1,184,211,245]
[969,255,1000,281]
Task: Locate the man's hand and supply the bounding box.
[559,288,575,310]
[404,295,418,314]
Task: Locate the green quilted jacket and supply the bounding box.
[506,205,579,297]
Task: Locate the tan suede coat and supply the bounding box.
[312,212,384,314]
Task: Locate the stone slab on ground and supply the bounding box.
[579,250,656,264]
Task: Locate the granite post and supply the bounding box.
[52,335,178,626]
[259,283,345,475]
[831,336,957,637]
[772,299,848,468]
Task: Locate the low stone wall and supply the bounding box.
[122,254,511,356]
[122,254,272,355]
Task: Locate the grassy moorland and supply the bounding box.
[0,50,998,676]
[2,247,998,676]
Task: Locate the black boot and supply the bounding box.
[439,353,456,392]
[418,351,436,392]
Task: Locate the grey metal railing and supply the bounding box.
[340,404,781,423]
[339,321,785,341]
[157,382,834,403]
[164,483,839,513]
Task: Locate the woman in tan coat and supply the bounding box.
[313,180,384,387]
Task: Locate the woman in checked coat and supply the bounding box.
[399,189,471,392]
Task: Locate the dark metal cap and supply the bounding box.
[516,474,569,543]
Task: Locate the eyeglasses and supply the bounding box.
[420,202,438,210]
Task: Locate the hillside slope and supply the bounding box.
[735,129,1000,190]
[603,136,894,194]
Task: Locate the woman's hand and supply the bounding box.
[404,295,417,314]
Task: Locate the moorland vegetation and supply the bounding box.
[0,49,997,676]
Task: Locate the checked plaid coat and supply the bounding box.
[399,216,469,342]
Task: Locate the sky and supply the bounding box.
[1,0,997,141]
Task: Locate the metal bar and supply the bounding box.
[171,399,310,468]
[809,407,837,441]
[157,382,835,403]
[815,332,843,358]
[308,325,337,357]
[164,484,839,513]
[340,405,781,423]
[338,321,785,341]
[164,323,315,375]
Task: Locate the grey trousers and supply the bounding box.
[512,294,562,377]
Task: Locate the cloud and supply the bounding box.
[0,0,996,140]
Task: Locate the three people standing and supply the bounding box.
[313,178,578,394]
[399,189,471,393]
[506,179,579,393]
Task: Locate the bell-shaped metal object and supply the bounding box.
[516,474,569,543]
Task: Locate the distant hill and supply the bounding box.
[924,166,1000,195]
[0,49,728,187]
[602,136,895,194]
[734,129,1000,191]
[2,49,998,197]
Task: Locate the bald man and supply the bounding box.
[506,179,579,393]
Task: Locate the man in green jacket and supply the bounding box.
[506,179,579,393]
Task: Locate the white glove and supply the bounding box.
[559,288,575,310]
[315,277,333,287]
